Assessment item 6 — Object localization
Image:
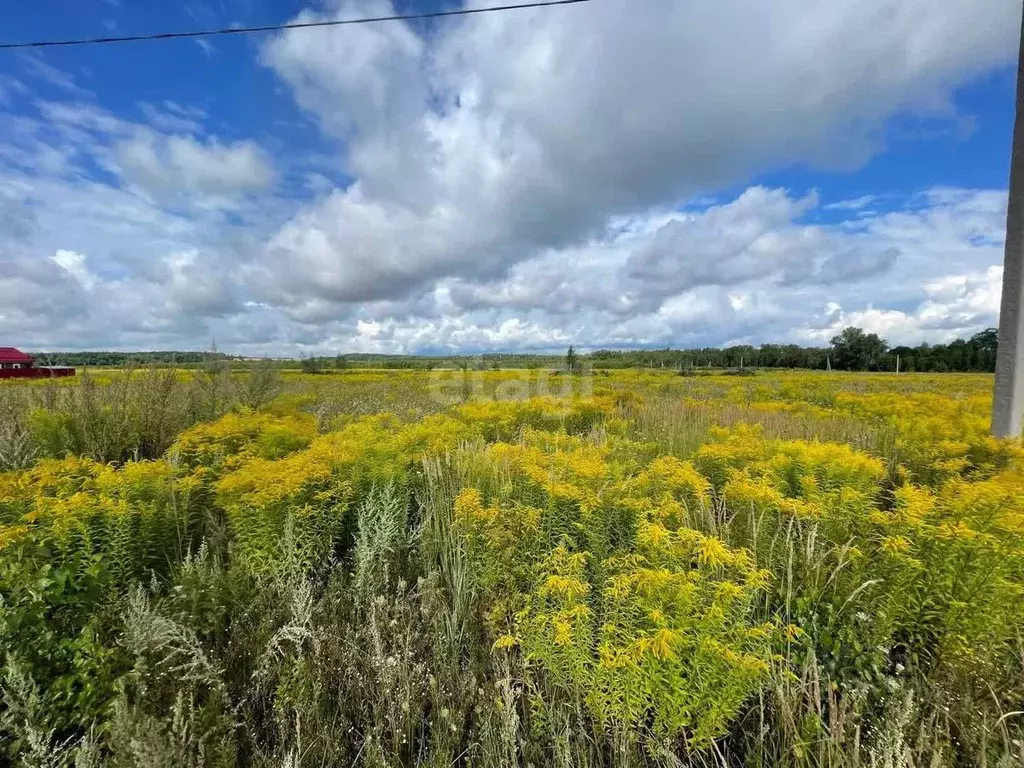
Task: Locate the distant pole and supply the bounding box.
[896,354,900,375]
[992,6,1024,438]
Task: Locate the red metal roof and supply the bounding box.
[0,347,34,363]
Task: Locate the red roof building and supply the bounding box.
[0,348,75,379]
[0,347,34,368]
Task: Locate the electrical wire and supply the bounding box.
[0,0,591,50]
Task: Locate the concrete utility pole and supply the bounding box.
[992,8,1024,438]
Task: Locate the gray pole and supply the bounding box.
[992,7,1024,438]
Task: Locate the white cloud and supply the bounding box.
[248,0,1017,318]
[18,54,92,97]
[624,188,824,296]
[799,266,1004,345]
[824,196,880,211]
[51,249,96,290]
[116,133,274,195]
[0,76,27,107]
[0,97,291,351]
[20,100,275,207]
[137,101,207,134]
[195,38,217,57]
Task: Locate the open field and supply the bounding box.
[1,368,1022,766]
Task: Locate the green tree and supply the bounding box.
[192,355,231,419]
[829,327,889,371]
[566,345,579,374]
[236,360,281,409]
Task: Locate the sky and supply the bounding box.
[0,0,1020,355]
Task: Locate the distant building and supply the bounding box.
[0,348,75,379]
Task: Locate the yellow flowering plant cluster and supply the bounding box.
[592,550,773,745]
[451,428,776,746]
[602,369,1021,485]
[206,398,622,573]
[0,398,624,580]
[696,424,886,541]
[830,391,1022,482]
[211,414,434,572]
[0,409,328,578]
[169,410,319,472]
[688,420,1024,730]
[869,469,1024,678]
[452,395,620,442]
[0,455,203,580]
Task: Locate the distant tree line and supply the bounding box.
[588,345,831,370]
[295,353,563,372]
[887,328,998,373]
[36,351,230,367]
[588,327,1000,373]
[33,326,999,374]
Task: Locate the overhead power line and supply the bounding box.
[0,0,590,50]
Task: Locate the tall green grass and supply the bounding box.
[0,363,285,469]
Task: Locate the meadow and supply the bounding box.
[0,365,1022,767]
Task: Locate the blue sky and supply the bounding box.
[0,0,1020,354]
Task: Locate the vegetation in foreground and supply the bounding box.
[0,367,1022,767]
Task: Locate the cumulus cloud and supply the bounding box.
[782,247,900,287]
[0,89,288,350]
[0,253,89,333]
[444,187,910,322]
[51,249,96,290]
[624,188,823,295]
[798,265,1004,345]
[116,133,274,195]
[250,0,1017,311]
